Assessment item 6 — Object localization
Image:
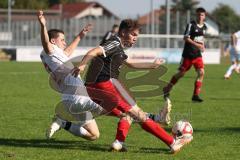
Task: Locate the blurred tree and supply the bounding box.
[161,0,199,34]
[0,0,8,8]
[211,4,240,33]
[171,0,199,13]
[0,0,86,9]
[49,0,85,7]
[13,0,49,9]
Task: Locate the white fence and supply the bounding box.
[0,17,222,49]
[15,46,220,64]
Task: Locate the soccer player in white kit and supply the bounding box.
[38,10,106,140]
[224,31,240,79]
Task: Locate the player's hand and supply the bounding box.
[79,24,93,38]
[71,66,85,77]
[37,10,46,26]
[153,58,166,68]
[197,43,205,52]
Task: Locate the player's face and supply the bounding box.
[122,29,139,48]
[196,12,206,24]
[52,33,67,50]
[113,27,119,33]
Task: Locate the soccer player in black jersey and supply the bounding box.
[73,19,192,153]
[163,7,207,102]
[100,24,119,44]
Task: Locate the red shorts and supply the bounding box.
[86,80,133,113]
[179,57,204,72]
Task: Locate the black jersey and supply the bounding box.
[85,35,128,84]
[182,21,207,59]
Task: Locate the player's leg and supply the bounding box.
[235,53,240,73]
[225,50,238,79]
[46,99,102,140]
[110,80,191,153]
[71,119,100,141]
[163,58,191,99]
[192,57,204,102]
[45,114,100,141]
[86,81,133,151]
[86,80,178,151]
[110,115,132,152]
[128,105,192,153]
[65,98,103,140]
[224,61,237,79]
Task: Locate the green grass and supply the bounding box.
[0,62,240,160]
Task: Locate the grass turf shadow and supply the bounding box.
[0,138,109,152]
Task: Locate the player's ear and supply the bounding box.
[50,38,55,44]
[119,29,127,37]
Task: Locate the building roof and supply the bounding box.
[50,2,119,19]
[0,2,119,22]
[138,9,165,25]
[0,9,60,22]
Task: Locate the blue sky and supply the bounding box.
[89,0,240,18]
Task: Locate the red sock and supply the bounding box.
[170,76,178,85]
[194,80,202,95]
[115,119,130,142]
[141,119,174,146]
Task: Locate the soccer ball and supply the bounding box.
[172,120,193,138]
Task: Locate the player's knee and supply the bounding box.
[94,131,100,139]
[199,69,204,77]
[88,132,100,141]
[128,107,147,122]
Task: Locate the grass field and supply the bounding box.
[0,62,240,160]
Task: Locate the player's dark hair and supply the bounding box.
[48,29,64,40]
[118,19,140,33]
[196,7,206,13]
[112,24,119,29]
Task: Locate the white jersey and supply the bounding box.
[40,45,88,101]
[234,31,240,53]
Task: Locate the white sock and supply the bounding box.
[225,64,236,77]
[68,124,89,137]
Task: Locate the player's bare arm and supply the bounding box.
[37,10,53,54]
[184,37,205,52]
[71,47,103,77]
[64,24,93,57]
[124,58,165,69]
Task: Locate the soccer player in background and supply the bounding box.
[163,7,207,102]
[224,31,240,79]
[74,19,192,153]
[100,24,119,44]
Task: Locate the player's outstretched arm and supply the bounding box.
[64,24,93,57]
[124,58,165,69]
[37,10,53,54]
[71,47,103,77]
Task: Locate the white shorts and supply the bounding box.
[55,97,103,126]
[230,48,240,62]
